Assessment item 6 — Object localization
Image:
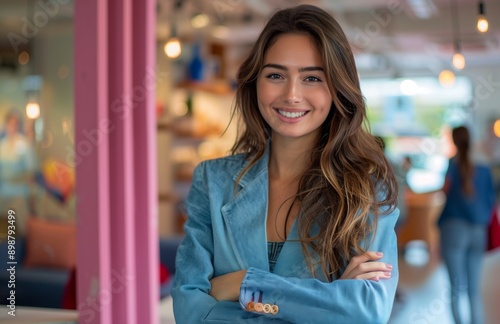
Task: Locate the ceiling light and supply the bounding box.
[494,119,500,138]
[438,70,455,87]
[476,1,489,33]
[165,1,183,59]
[26,102,40,119]
[191,14,210,29]
[164,24,181,59]
[452,46,466,70]
[452,52,466,70]
[450,0,465,70]
[164,37,181,59]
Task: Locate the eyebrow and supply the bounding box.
[262,63,324,72]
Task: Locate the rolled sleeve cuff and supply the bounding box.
[239,267,258,310]
[239,268,281,316]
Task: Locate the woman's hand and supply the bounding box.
[340,251,392,281]
[209,270,247,301]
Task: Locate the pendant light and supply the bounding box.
[451,0,465,70]
[438,69,456,88]
[452,42,465,70]
[164,0,183,59]
[476,1,489,33]
[164,25,181,59]
[494,119,500,138]
[24,76,42,120]
[26,102,41,119]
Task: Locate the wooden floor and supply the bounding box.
[389,248,500,324]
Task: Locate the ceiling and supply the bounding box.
[1,0,499,76]
[156,0,500,77]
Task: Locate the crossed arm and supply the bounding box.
[209,251,393,302]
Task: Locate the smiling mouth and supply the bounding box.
[277,109,308,118]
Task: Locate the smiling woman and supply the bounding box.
[256,33,332,142]
[172,4,400,324]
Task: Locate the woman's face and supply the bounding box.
[256,33,332,142]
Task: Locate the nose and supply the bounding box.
[281,79,302,104]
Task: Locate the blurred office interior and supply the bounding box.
[0,0,499,323]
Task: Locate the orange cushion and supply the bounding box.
[24,217,76,270]
[42,158,76,200]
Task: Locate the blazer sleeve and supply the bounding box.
[239,209,400,324]
[171,163,291,323]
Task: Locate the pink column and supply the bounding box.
[108,0,138,323]
[75,0,158,323]
[132,0,159,323]
[74,1,112,323]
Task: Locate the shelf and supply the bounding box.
[159,192,178,203]
[176,80,234,95]
[157,122,171,131]
[157,116,224,139]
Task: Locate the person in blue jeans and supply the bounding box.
[438,126,496,324]
[172,5,400,323]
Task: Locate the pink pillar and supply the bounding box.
[108,0,138,323]
[132,0,159,322]
[75,0,158,323]
[74,1,112,323]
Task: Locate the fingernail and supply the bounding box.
[383,272,391,277]
[386,264,393,270]
[376,252,383,257]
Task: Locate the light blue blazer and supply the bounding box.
[172,145,400,323]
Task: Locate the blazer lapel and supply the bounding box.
[219,144,329,281]
[273,221,329,281]
[220,148,270,270]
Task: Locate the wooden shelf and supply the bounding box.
[176,80,234,95]
[157,122,171,131]
[158,116,224,138]
[159,192,180,203]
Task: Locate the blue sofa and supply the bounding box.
[0,237,181,309]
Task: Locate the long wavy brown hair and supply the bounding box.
[452,126,474,196]
[231,4,398,280]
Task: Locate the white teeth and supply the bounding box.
[278,110,306,118]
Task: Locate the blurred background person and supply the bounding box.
[0,109,37,236]
[438,126,496,324]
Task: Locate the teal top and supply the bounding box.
[267,241,285,272]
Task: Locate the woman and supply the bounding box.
[0,109,37,236]
[172,5,399,323]
[438,126,495,324]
